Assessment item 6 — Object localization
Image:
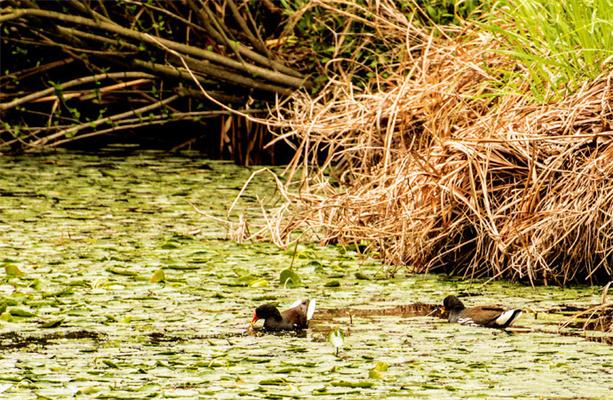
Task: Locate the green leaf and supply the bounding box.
[40,318,64,328]
[368,369,384,380]
[369,361,389,379]
[279,268,301,288]
[331,381,374,388]
[355,272,371,280]
[106,267,138,276]
[103,360,119,368]
[41,288,73,298]
[9,307,35,317]
[4,264,25,277]
[324,280,340,287]
[0,311,12,322]
[165,264,199,270]
[373,361,389,372]
[77,386,101,395]
[150,268,165,283]
[235,274,258,286]
[259,378,287,385]
[249,278,268,288]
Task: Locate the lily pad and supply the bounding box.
[8,307,35,317]
[150,268,165,283]
[369,361,390,379]
[0,152,610,400]
[249,278,268,288]
[279,268,301,288]
[259,378,287,385]
[106,267,138,277]
[103,360,119,369]
[4,264,25,277]
[355,272,371,280]
[40,319,64,329]
[331,381,374,388]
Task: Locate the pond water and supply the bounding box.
[0,150,611,399]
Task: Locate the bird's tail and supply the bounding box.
[306,299,316,320]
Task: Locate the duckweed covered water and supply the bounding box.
[0,151,611,399]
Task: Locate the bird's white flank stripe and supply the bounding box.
[306,299,316,320]
[495,309,521,326]
[288,298,303,309]
[458,317,476,326]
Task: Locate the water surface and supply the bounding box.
[0,151,611,398]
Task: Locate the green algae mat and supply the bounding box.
[0,151,611,399]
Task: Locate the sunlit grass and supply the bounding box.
[487,0,613,101]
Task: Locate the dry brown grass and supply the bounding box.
[258,1,613,285]
[562,282,613,334]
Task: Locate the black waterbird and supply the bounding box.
[441,295,522,329]
[251,299,316,331]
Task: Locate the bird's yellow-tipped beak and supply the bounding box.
[439,306,446,315]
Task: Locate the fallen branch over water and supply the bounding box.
[0,1,306,155]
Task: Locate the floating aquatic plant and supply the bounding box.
[329,328,345,356]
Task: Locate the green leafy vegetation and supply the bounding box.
[487,0,613,100]
[279,268,302,288]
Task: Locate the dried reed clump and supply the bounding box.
[265,12,612,284]
[563,283,613,334]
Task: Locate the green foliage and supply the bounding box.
[4,264,25,277]
[414,0,483,25]
[149,268,165,283]
[40,318,64,328]
[324,279,340,287]
[487,0,613,100]
[8,307,35,318]
[354,272,371,280]
[0,153,610,397]
[234,271,269,287]
[331,380,374,388]
[368,361,390,379]
[278,0,484,91]
[279,268,301,287]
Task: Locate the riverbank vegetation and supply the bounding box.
[0,0,309,163]
[1,0,611,286]
[259,0,612,285]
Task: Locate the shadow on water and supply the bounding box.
[2,303,610,351]
[314,303,441,319]
[0,304,445,351]
[320,302,613,345]
[147,329,310,344]
[0,330,104,351]
[174,303,613,345]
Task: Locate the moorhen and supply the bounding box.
[442,295,522,329]
[251,299,316,331]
